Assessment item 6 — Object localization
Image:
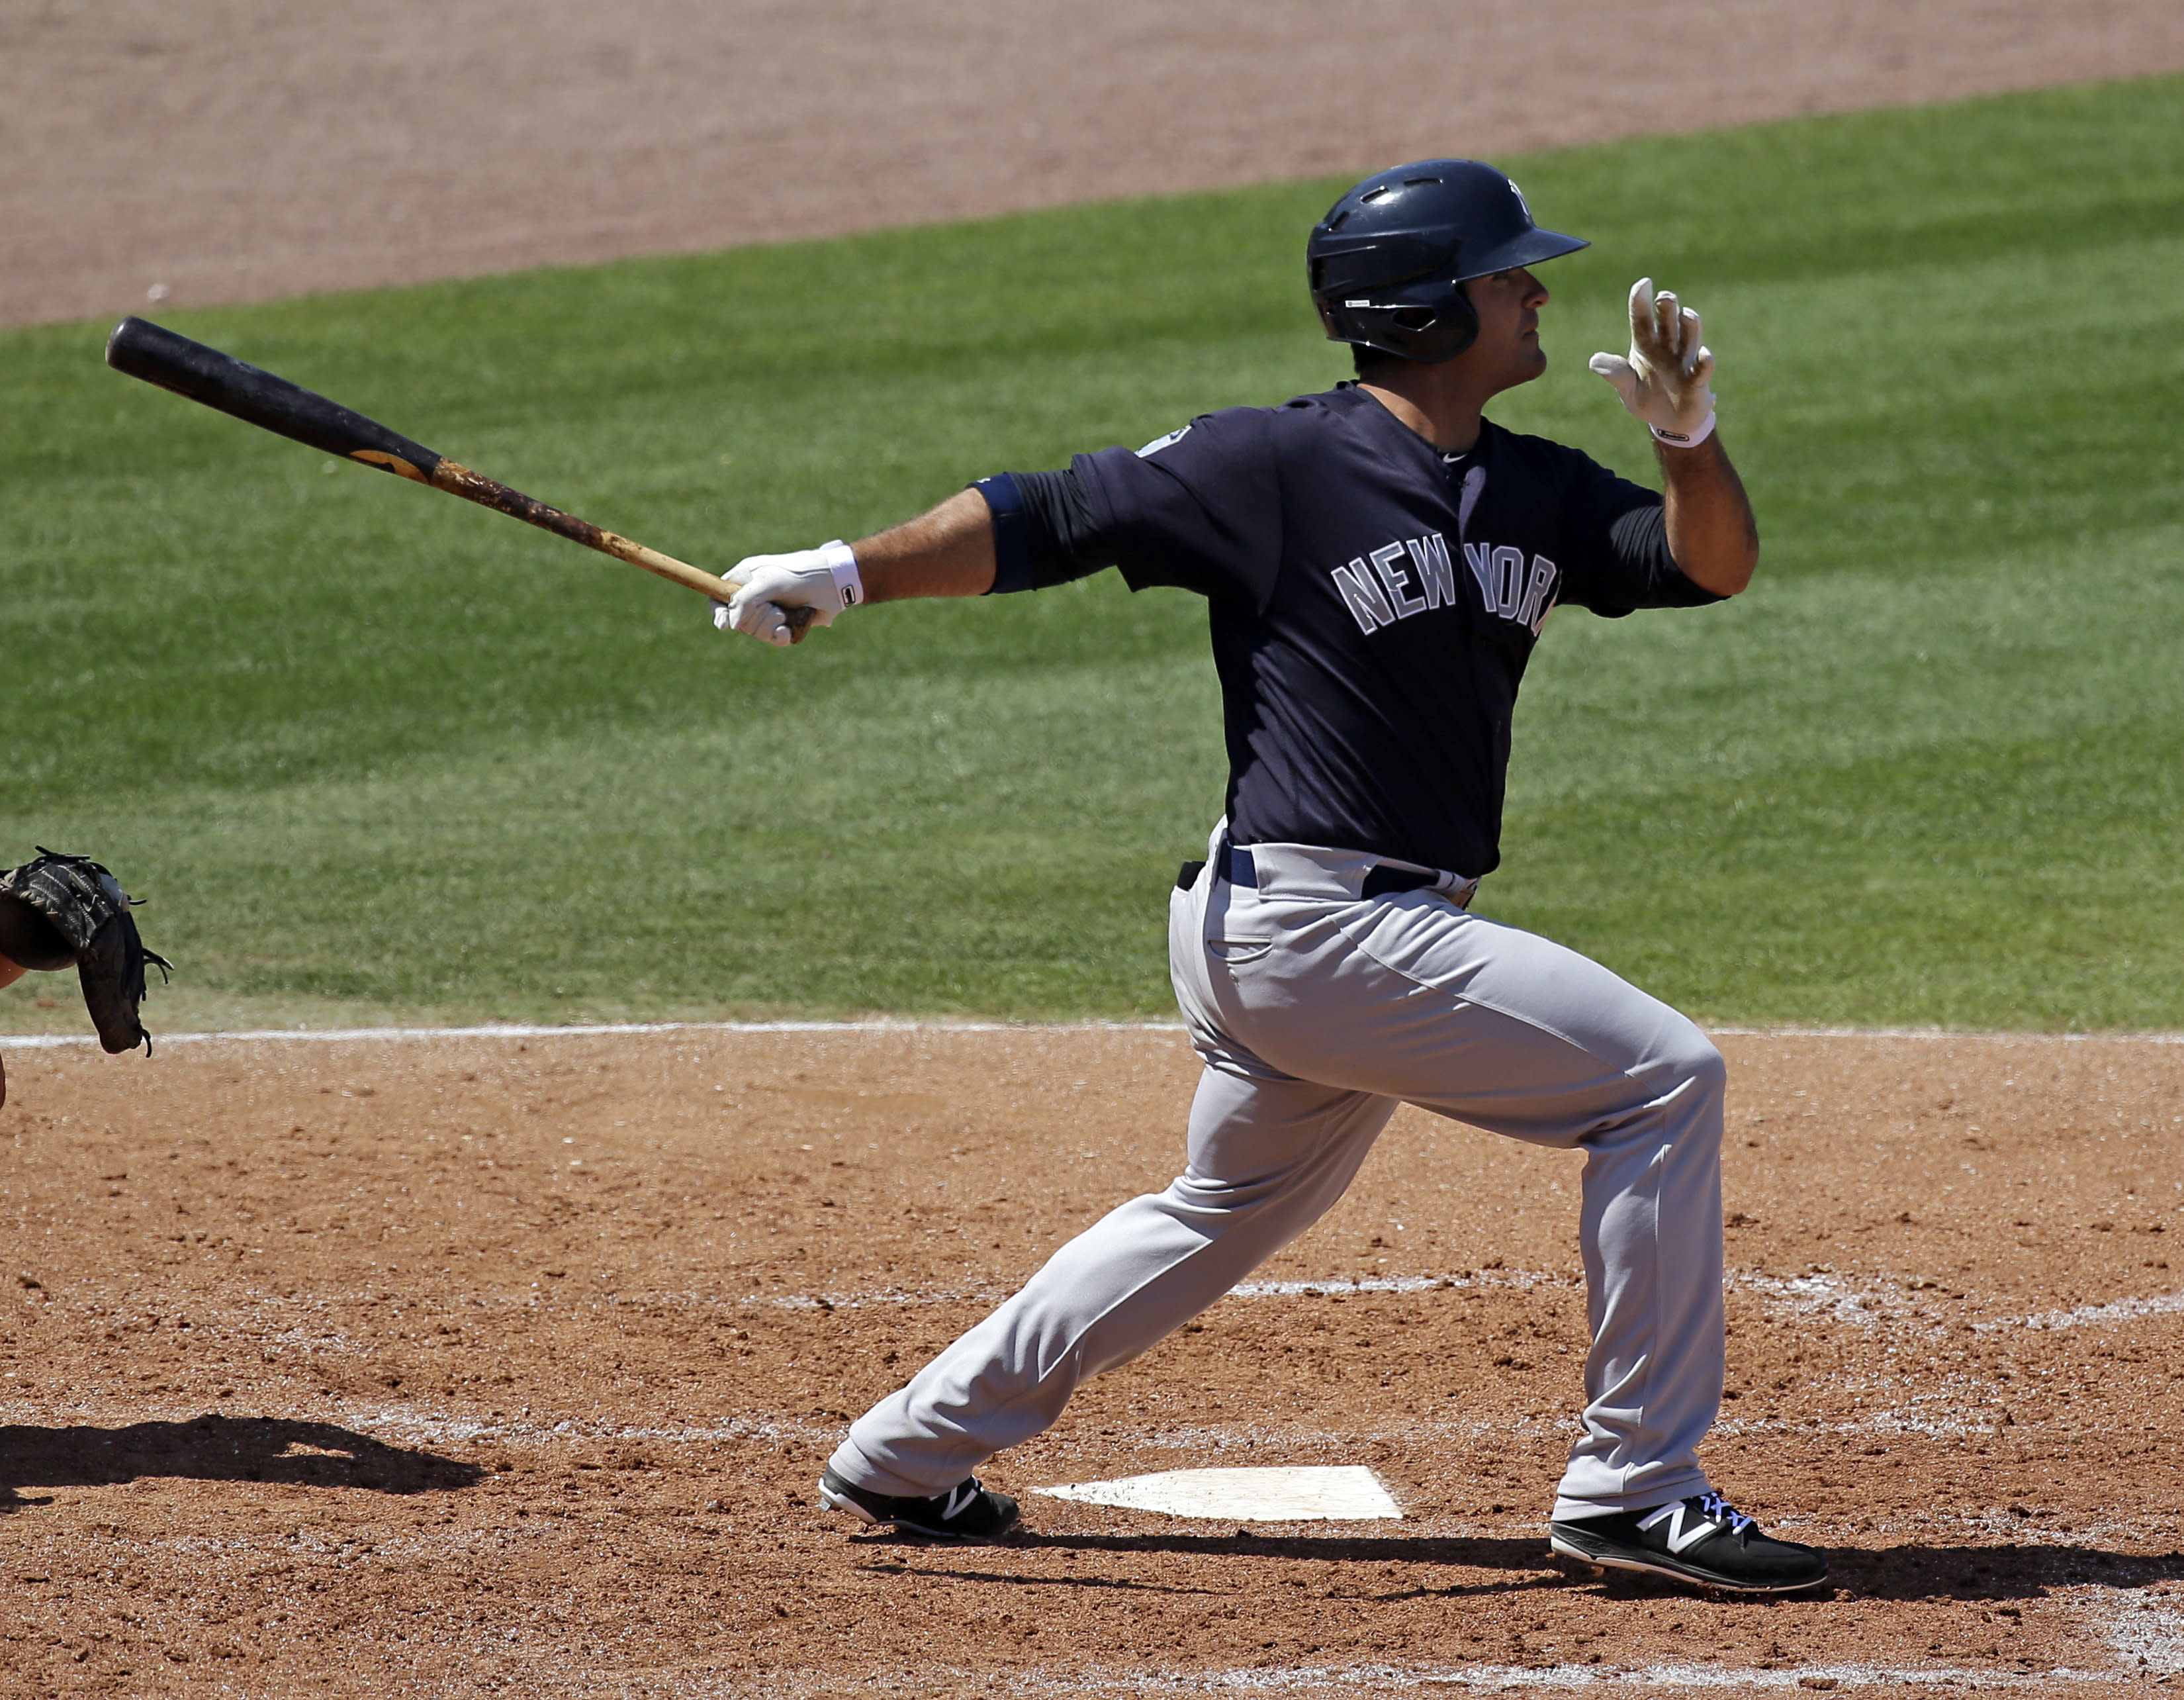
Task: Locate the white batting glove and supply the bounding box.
[711,540,864,647]
[1588,278,1718,448]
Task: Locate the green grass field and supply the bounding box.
[3,76,2179,1033]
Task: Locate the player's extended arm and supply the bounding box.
[1656,437,1757,597]
[1590,278,1757,597]
[715,491,997,646]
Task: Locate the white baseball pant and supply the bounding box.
[831,824,1727,1520]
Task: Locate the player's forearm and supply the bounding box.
[1657,436,1758,596]
[714,489,999,645]
[849,489,997,602]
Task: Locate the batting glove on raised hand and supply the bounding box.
[1589,278,1718,448]
[713,540,864,647]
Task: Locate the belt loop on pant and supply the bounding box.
[1360,863,1435,899]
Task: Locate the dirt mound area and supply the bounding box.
[3,1024,2181,1693]
[7,1,2183,328]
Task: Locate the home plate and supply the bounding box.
[1033,1466,1400,1521]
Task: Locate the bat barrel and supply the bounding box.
[105,317,739,604]
[105,317,444,483]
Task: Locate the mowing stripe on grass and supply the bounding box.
[5,75,2179,1031]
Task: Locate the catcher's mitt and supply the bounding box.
[0,848,173,1054]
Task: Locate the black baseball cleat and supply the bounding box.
[818,1466,1021,1542]
[1549,1492,1829,1595]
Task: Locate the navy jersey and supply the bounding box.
[987,384,1723,878]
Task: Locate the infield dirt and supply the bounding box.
[7,0,2184,329]
[4,1025,2184,1695]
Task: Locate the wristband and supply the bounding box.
[1651,410,1716,449]
[973,475,1034,594]
[819,539,864,608]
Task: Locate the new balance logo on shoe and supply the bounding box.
[1639,1493,1745,1554]
[934,1481,983,1523]
[1549,1491,1829,1595]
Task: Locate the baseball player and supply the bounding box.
[0,849,171,1108]
[713,161,1827,1596]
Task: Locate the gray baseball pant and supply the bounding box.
[831,826,1726,1520]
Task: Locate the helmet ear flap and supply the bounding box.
[1433,287,1480,359]
[1322,281,1480,365]
[1390,287,1480,357]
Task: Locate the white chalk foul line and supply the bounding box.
[0,1017,1189,1051]
[1706,1025,2184,1044]
[5,1019,2181,1050]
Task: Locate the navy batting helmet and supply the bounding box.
[1307,161,1588,363]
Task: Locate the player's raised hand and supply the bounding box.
[1588,278,1718,448]
[713,541,864,646]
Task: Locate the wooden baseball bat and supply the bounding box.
[104,316,737,603]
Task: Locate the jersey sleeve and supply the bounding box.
[1060,409,1284,608]
[1553,455,1727,618]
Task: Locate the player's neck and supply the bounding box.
[1356,373,1487,455]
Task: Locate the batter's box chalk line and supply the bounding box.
[0,1017,1185,1049]
[1033,1465,1401,1522]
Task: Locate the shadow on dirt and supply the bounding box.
[862,1533,1570,1599]
[1551,1542,2184,1603]
[0,1414,484,1511]
[1823,1543,2184,1602]
[862,1531,2184,1604]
